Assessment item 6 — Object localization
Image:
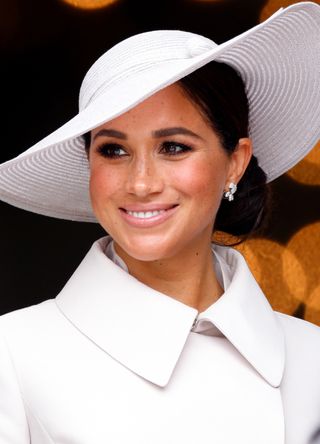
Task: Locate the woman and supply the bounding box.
[0,2,319,443]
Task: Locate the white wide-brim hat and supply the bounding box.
[0,2,319,222]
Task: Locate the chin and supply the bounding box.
[116,233,182,263]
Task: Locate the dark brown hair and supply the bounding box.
[177,61,270,242]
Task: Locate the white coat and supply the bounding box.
[1,235,320,444]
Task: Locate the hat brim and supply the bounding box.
[0,1,319,222]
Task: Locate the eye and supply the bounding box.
[160,141,192,156]
[96,143,127,158]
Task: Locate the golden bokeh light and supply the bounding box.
[284,222,320,324]
[306,285,320,325]
[235,223,320,326]
[235,238,302,315]
[61,0,118,10]
[286,141,320,185]
[282,247,307,302]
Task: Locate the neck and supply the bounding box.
[113,237,224,312]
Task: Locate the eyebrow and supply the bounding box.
[92,127,204,141]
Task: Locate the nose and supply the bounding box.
[126,155,164,197]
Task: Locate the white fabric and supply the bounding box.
[105,239,227,338]
[0,2,319,221]
[1,236,320,443]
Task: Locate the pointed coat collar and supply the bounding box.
[55,236,285,388]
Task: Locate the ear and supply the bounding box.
[225,137,253,188]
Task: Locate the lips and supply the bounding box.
[121,203,177,212]
[125,209,166,219]
[120,204,178,218]
[119,204,179,227]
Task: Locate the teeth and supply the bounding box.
[126,209,166,219]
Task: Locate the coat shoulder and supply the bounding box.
[275,311,320,346]
[0,299,59,339]
[275,311,320,362]
[0,298,55,319]
[275,311,320,388]
[274,314,320,441]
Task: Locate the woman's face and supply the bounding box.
[88,82,250,261]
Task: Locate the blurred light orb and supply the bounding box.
[286,141,320,185]
[282,243,307,301]
[61,0,118,9]
[306,285,320,325]
[235,238,302,315]
[284,222,320,325]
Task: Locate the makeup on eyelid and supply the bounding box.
[95,141,193,158]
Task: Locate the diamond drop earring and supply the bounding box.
[223,182,237,201]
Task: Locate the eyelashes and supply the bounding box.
[161,141,193,156]
[95,141,193,158]
[96,144,126,158]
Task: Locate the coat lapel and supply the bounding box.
[200,245,285,387]
[55,237,197,387]
[55,236,285,388]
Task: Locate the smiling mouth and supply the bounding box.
[120,205,178,219]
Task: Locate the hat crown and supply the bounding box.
[79,30,217,111]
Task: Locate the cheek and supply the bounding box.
[173,157,226,205]
[89,165,122,209]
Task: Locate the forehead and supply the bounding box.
[91,82,209,133]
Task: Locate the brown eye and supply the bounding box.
[96,144,127,158]
[161,141,192,155]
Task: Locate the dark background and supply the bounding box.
[1,0,319,317]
